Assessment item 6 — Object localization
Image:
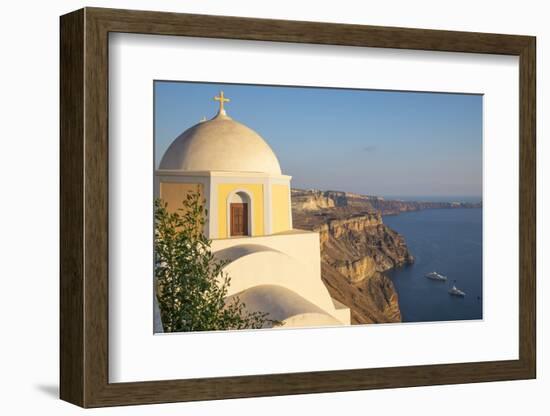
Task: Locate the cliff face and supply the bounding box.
[293,208,414,324]
[315,213,413,282]
[291,188,481,215]
[320,263,401,324]
[292,190,335,211]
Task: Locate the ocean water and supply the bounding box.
[383,208,483,323]
[382,195,482,204]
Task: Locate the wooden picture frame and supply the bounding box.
[60,7,536,408]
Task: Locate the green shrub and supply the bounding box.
[154,189,270,332]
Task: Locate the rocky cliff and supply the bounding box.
[320,263,402,324]
[293,207,414,324]
[291,188,481,215]
[314,213,413,281]
[292,190,335,211]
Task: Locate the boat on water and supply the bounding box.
[449,285,466,297]
[425,271,447,281]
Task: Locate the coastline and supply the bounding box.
[292,188,482,324]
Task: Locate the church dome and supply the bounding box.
[159,93,282,175]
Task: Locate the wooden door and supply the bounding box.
[230,203,248,236]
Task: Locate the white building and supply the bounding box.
[155,92,350,329]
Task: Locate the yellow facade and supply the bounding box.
[271,184,291,234]
[217,183,264,238]
[159,182,203,213]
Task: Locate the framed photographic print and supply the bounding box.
[60,7,536,408]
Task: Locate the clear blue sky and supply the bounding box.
[155,81,482,199]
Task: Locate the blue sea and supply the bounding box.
[383,208,483,323]
[382,195,482,204]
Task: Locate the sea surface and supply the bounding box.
[383,208,483,323]
[382,195,482,204]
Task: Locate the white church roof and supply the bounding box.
[226,285,342,328]
[159,91,282,175]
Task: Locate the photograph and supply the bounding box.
[153,81,483,333]
[47,3,539,410]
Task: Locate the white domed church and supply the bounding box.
[155,92,350,329]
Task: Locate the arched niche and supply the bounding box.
[227,190,253,237]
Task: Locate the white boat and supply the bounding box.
[425,271,447,281]
[449,285,466,297]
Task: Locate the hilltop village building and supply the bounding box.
[155,92,350,329]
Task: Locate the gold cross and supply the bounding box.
[214,91,230,113]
